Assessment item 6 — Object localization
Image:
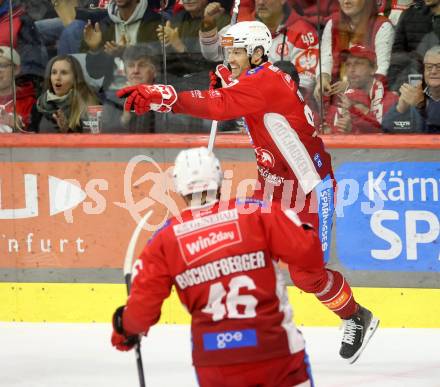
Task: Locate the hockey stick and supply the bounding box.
[7,0,17,132]
[159,0,169,132]
[207,0,241,152]
[123,209,153,387]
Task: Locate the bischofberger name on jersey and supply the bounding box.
[175,250,265,290]
[173,209,239,236]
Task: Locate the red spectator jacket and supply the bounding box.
[326,79,398,133]
[0,6,23,48]
[123,199,322,366]
[173,62,333,203]
[0,82,36,130]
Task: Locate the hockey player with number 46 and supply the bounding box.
[112,148,317,386]
[116,21,379,364]
[112,149,379,384]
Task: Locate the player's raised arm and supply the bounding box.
[116,21,273,120]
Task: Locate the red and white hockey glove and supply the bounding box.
[116,84,178,115]
[111,306,139,352]
[209,64,235,89]
[209,70,222,89]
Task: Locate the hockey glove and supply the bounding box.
[116,84,178,115]
[209,64,235,89]
[111,305,139,351]
[209,70,222,89]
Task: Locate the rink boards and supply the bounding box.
[2,282,440,328]
[0,134,439,327]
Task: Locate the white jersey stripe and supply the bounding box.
[264,113,321,195]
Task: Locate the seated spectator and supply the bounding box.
[324,45,398,133]
[314,0,394,102]
[82,0,162,91]
[388,0,440,91]
[0,46,36,132]
[383,45,440,133]
[101,44,158,132]
[157,0,229,90]
[0,0,48,85]
[30,54,99,133]
[200,0,320,94]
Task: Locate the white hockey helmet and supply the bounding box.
[221,21,272,56]
[173,147,223,196]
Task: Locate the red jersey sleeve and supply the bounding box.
[261,203,324,271]
[173,74,267,121]
[122,233,173,336]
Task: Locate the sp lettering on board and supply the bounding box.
[335,162,440,272]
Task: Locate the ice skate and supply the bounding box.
[340,306,379,364]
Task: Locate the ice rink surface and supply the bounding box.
[2,323,440,387]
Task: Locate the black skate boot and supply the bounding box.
[339,306,379,364]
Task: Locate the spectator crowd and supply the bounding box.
[1,0,440,134]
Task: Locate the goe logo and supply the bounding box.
[203,329,257,351]
[216,331,243,349]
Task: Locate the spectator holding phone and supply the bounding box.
[388,0,440,91]
[383,45,440,132]
[0,46,36,133]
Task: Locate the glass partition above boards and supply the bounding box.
[1,0,439,135]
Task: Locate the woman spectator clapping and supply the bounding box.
[314,0,395,101]
[31,55,99,133]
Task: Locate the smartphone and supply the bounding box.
[408,74,423,86]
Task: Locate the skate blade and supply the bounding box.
[346,317,380,365]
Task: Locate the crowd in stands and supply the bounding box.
[0,0,439,134]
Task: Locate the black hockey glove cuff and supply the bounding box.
[111,306,139,351]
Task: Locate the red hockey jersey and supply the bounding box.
[123,199,323,367]
[173,62,333,205]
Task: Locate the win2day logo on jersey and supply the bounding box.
[176,222,242,265]
[335,162,440,272]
